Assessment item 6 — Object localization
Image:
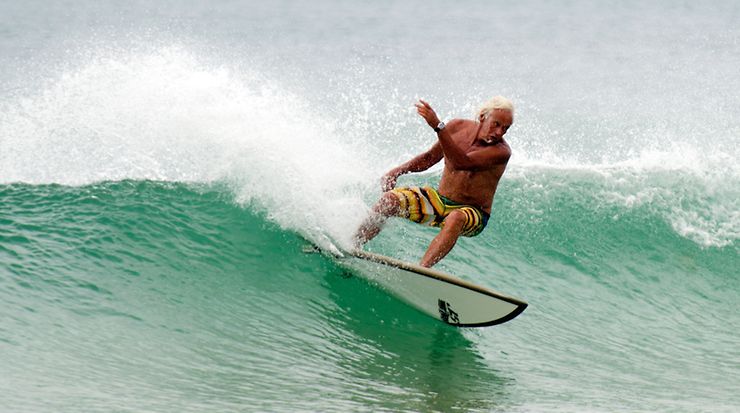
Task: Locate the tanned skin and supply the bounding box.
[356,100,513,267]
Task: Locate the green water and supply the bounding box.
[1,176,737,412]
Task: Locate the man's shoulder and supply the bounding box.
[447,118,475,132]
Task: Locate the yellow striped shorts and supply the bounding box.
[390,186,490,237]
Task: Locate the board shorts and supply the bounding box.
[390,186,490,237]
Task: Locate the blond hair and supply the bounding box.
[476,96,514,120]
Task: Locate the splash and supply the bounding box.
[0,46,376,248]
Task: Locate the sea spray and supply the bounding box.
[0,46,378,249]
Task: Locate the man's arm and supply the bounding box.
[415,100,510,171]
[439,138,511,171]
[381,142,443,191]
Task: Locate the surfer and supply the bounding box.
[355,97,513,267]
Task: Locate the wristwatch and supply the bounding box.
[434,121,446,133]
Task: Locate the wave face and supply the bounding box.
[1,1,739,412]
[2,178,737,412]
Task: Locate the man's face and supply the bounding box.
[481,109,513,141]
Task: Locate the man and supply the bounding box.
[354,96,514,267]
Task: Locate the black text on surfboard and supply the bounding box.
[438,300,460,325]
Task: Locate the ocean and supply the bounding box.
[1,1,738,412]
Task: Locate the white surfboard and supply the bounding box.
[335,249,527,327]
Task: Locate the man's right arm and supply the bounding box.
[381,142,443,191]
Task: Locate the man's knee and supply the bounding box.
[374,191,402,217]
[442,210,467,233]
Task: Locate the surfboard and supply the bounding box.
[318,247,527,327]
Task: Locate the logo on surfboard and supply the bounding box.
[438,299,460,324]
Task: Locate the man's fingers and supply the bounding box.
[415,100,437,127]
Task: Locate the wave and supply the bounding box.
[0,46,736,252]
[1,180,738,412]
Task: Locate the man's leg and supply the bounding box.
[420,210,467,267]
[354,192,403,246]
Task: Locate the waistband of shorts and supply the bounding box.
[438,193,491,219]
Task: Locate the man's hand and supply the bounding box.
[415,99,441,129]
[381,169,400,192]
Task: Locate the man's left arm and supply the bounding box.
[456,144,511,170]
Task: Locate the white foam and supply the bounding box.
[507,145,739,248]
[0,46,378,249]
